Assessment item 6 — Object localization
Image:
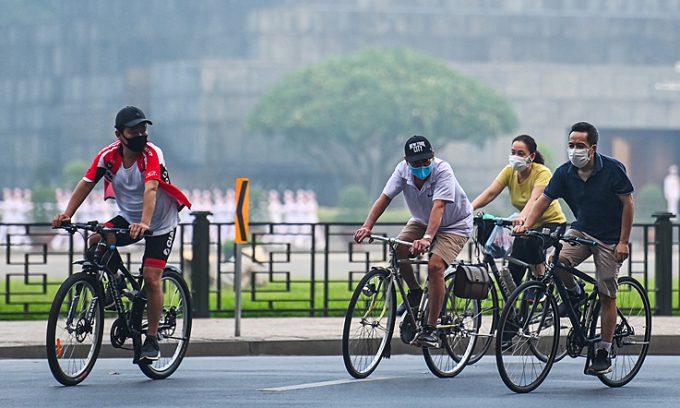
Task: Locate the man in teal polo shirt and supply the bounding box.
[516,122,634,375]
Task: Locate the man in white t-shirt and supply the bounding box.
[52,106,191,363]
[354,135,473,348]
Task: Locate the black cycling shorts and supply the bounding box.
[103,215,176,269]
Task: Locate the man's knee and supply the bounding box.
[427,259,446,277]
[143,267,163,287]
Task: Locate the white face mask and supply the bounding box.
[508,155,531,172]
[568,148,591,168]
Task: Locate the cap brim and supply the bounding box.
[405,152,434,162]
[122,118,152,128]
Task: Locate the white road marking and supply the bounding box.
[259,376,396,392]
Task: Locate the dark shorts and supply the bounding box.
[103,216,176,269]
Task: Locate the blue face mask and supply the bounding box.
[408,163,433,180]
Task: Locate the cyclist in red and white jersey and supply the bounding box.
[52,106,191,362]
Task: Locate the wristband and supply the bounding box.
[422,234,433,241]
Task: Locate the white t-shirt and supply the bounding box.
[111,163,179,236]
[382,158,473,236]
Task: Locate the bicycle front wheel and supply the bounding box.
[342,267,396,379]
[594,277,651,387]
[423,271,480,377]
[139,269,193,380]
[495,281,559,393]
[46,273,105,386]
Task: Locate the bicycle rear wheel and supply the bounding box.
[342,267,396,378]
[46,273,105,386]
[593,277,651,387]
[423,271,480,377]
[139,269,193,380]
[465,281,498,365]
[495,281,559,393]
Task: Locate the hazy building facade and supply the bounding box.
[3,0,680,203]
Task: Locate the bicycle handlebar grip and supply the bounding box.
[574,237,597,247]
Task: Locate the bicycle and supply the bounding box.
[494,229,651,393]
[467,214,571,365]
[342,235,481,379]
[46,221,193,386]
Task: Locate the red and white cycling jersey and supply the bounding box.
[83,140,192,235]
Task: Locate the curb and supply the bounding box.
[1,336,676,359]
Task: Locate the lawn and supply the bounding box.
[0,275,675,319]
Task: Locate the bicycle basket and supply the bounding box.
[475,219,495,245]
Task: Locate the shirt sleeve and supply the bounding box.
[83,153,105,184]
[612,163,634,195]
[143,145,163,183]
[382,164,404,199]
[543,166,566,200]
[494,165,513,187]
[431,162,456,203]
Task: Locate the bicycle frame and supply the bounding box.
[544,258,601,347]
[371,236,430,334]
[64,224,150,364]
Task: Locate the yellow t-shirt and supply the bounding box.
[495,163,567,228]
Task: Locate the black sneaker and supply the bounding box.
[411,325,439,348]
[587,348,612,375]
[104,275,127,311]
[558,289,587,317]
[396,288,423,315]
[140,335,160,362]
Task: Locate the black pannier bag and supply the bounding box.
[453,263,491,300]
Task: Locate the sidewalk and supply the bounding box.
[0,316,677,359]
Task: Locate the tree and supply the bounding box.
[246,48,518,197]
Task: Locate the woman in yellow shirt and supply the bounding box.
[472,134,567,286]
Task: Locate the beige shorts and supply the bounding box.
[559,229,620,298]
[397,220,468,266]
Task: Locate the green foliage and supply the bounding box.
[61,160,89,188]
[635,183,666,222]
[31,185,56,222]
[337,184,369,209]
[247,47,517,196]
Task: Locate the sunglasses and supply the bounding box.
[407,158,433,168]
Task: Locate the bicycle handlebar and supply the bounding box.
[522,229,597,247]
[54,221,153,237]
[473,213,514,227]
[368,235,412,247]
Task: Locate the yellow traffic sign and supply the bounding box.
[235,178,250,244]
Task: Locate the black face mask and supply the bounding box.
[124,135,147,153]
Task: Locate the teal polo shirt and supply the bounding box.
[543,154,634,244]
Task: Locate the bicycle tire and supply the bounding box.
[138,269,193,380]
[593,277,651,387]
[495,281,560,393]
[342,267,396,379]
[46,273,105,386]
[466,281,498,365]
[423,271,480,377]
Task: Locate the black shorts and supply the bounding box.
[103,216,176,269]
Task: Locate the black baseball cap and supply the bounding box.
[115,106,152,130]
[404,135,434,161]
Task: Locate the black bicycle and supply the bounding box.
[46,221,192,386]
[467,214,572,364]
[342,235,481,379]
[494,229,651,393]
